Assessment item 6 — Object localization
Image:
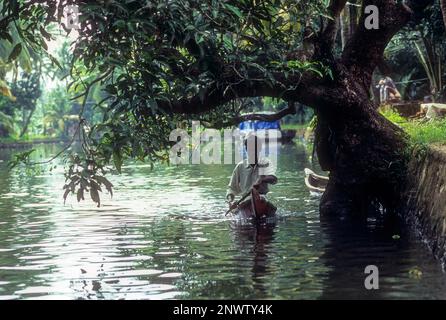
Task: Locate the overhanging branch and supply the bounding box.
[236,103,297,122]
[206,102,297,129]
[340,0,429,81]
[153,69,321,116]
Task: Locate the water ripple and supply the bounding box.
[0,143,445,299]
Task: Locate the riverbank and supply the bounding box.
[404,144,446,267]
[0,137,68,149]
[378,108,446,266]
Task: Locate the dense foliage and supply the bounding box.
[385,0,446,101]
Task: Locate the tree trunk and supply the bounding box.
[440,0,446,30]
[20,107,35,138]
[313,75,409,217]
[348,2,358,37]
[340,8,352,50]
[340,10,346,49]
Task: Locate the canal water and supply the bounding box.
[0,143,445,299]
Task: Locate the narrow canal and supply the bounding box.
[0,143,445,299]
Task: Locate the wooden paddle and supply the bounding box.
[224,189,253,216]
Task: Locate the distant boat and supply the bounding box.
[238,113,296,143]
[304,168,329,193]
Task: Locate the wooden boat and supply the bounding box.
[234,188,277,220]
[304,168,329,193]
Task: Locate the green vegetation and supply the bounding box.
[0,135,61,144]
[280,123,307,131]
[385,3,446,102]
[0,0,444,207]
[381,108,446,146]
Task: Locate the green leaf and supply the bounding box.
[225,4,243,18]
[8,149,35,169]
[0,32,13,43]
[39,26,52,40]
[90,186,101,207]
[90,180,102,192]
[48,54,62,69]
[95,175,114,198]
[77,188,84,202]
[41,40,48,51]
[63,188,70,204]
[8,43,22,62]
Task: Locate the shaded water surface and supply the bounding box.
[0,143,445,299]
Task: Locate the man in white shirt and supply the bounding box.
[226,134,277,216]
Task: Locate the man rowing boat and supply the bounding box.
[226,133,278,218]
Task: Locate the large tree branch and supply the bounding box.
[317,0,348,59]
[206,102,297,129]
[341,0,433,83]
[153,70,322,116]
[441,0,446,30]
[144,0,435,121]
[235,103,297,122]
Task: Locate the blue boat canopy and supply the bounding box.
[238,120,281,131]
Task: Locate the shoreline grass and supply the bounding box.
[381,109,446,146]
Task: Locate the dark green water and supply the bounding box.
[0,143,445,299]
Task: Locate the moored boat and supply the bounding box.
[304,168,329,193]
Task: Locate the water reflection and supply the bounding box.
[230,220,277,298]
[319,212,446,299]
